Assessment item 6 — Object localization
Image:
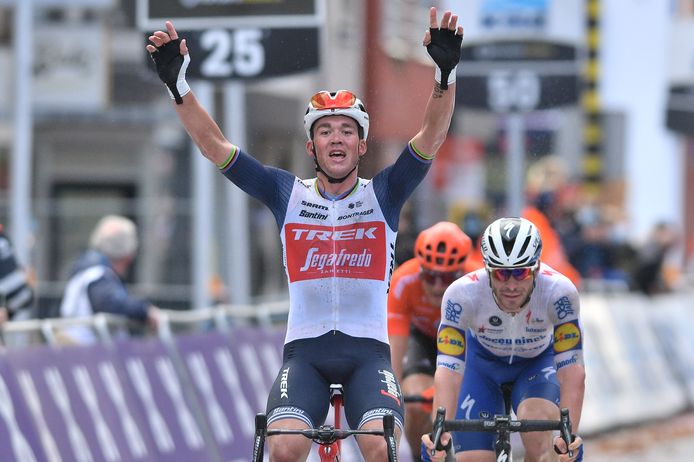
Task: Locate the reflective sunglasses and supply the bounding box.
[489,266,536,282]
[309,90,357,110]
[420,269,462,286]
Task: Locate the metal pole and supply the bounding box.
[506,112,525,217]
[192,81,214,310]
[10,0,33,264]
[223,82,251,304]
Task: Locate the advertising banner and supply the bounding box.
[114,338,218,461]
[4,343,159,462]
[173,329,283,461]
[0,356,47,462]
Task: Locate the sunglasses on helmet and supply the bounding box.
[488,266,536,282]
[309,90,358,110]
[420,269,462,286]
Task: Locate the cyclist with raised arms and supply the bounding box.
[388,221,478,460]
[422,217,585,462]
[146,7,463,461]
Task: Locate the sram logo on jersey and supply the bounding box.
[285,222,386,281]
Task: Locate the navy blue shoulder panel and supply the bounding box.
[221,150,295,229]
[372,145,431,231]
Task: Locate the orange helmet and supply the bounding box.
[414,222,472,272]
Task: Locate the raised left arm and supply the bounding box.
[410,7,463,158]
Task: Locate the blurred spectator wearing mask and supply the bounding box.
[523,193,582,288]
[523,157,582,288]
[631,221,682,295]
[459,209,487,271]
[59,215,160,343]
[0,224,34,325]
[569,205,634,286]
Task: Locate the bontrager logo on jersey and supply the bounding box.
[285,222,386,282]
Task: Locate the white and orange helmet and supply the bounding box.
[304,90,369,140]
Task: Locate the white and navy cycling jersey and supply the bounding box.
[221,143,431,345]
[0,229,33,317]
[436,263,584,374]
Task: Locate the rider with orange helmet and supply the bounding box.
[387,221,479,461]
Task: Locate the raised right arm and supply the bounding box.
[174,92,235,165]
[146,21,234,166]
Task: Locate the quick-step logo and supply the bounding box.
[285,222,386,282]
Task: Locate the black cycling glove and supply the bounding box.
[426,27,463,90]
[149,38,190,104]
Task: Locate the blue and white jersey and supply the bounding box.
[436,263,584,374]
[220,143,432,344]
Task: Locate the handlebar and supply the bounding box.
[559,407,574,458]
[430,406,574,456]
[254,413,398,462]
[267,426,386,444]
[403,395,434,404]
[431,407,447,451]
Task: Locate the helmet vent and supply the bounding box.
[488,239,499,258]
[517,235,531,259]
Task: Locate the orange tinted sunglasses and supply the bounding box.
[309,90,357,110]
[489,267,535,282]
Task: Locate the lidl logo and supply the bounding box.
[437,327,465,357]
[554,321,581,353]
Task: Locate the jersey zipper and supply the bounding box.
[508,312,517,364]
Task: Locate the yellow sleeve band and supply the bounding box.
[409,141,435,161]
[217,145,239,170]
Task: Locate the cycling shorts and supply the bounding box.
[403,326,437,379]
[266,330,405,432]
[451,336,560,453]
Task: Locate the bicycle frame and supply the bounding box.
[318,384,343,461]
[252,384,398,462]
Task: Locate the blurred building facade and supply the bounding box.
[0,0,692,315]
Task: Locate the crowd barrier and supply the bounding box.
[579,292,693,434]
[0,291,693,461]
[0,326,285,462]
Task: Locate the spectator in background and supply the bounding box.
[395,202,418,266]
[522,157,582,288]
[631,221,681,295]
[59,215,160,343]
[523,191,583,288]
[0,224,34,324]
[569,205,633,286]
[459,209,486,271]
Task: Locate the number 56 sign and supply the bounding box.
[455,40,580,112]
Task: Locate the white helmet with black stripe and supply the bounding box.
[481,217,542,268]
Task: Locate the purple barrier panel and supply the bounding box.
[114,337,219,462]
[4,343,159,462]
[173,327,285,462]
[0,355,48,462]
